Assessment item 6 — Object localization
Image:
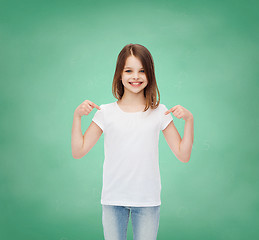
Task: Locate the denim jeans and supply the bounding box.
[102,204,160,240]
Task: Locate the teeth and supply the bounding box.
[130,82,142,85]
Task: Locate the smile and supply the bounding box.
[129,82,143,87]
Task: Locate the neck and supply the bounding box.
[119,93,146,106]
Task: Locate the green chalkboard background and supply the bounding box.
[1,0,258,239]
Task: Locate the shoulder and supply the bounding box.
[99,102,115,111]
[147,103,167,116]
[156,103,171,116]
[158,103,166,108]
[155,103,167,112]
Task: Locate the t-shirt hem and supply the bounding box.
[101,200,161,207]
[92,119,104,131]
[161,118,173,131]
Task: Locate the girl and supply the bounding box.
[71,43,194,240]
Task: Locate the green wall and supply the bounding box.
[1,0,258,239]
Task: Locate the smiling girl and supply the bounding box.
[71,43,194,240]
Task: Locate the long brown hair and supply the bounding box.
[112,43,160,112]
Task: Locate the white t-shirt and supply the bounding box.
[92,101,173,207]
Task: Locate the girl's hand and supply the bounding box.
[74,100,101,118]
[164,105,193,121]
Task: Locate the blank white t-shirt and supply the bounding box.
[92,101,173,207]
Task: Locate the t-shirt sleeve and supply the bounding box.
[160,104,173,131]
[92,104,105,131]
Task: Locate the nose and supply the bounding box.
[133,72,139,80]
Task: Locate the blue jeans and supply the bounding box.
[102,204,160,240]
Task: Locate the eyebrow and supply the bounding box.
[124,67,144,69]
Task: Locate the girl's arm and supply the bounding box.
[179,116,194,162]
[71,113,103,159]
[71,114,84,158]
[163,104,194,163]
[71,100,102,159]
[162,121,183,162]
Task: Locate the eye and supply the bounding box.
[125,70,145,73]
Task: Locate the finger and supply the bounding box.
[86,105,93,112]
[84,102,92,108]
[92,103,101,110]
[165,106,177,114]
[175,113,181,119]
[171,106,179,112]
[174,110,181,115]
[89,101,101,110]
[164,109,172,115]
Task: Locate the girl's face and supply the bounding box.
[121,55,148,94]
